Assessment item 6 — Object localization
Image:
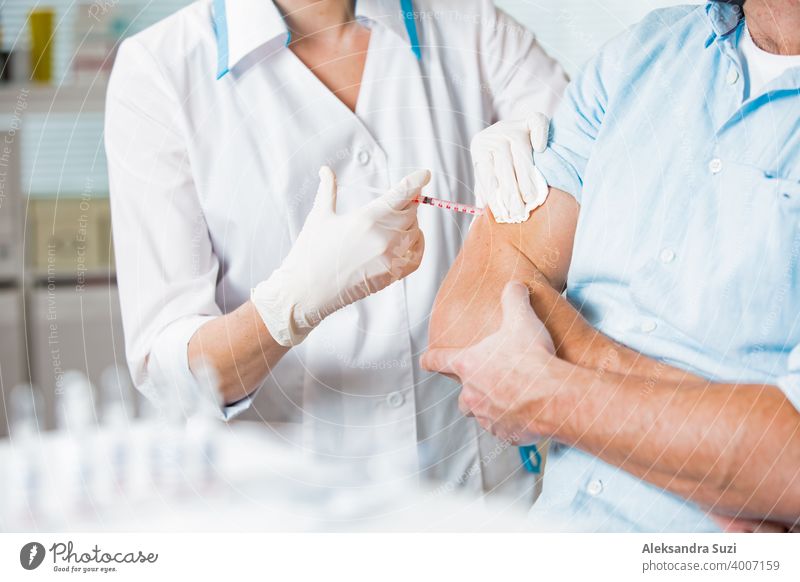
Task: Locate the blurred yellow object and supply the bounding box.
[29,9,55,83]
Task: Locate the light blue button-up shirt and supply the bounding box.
[531,1,800,532]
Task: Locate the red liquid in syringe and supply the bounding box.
[414,196,484,216]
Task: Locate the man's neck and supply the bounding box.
[744,0,800,55]
[273,0,357,42]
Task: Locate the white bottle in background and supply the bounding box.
[98,365,134,503]
[185,363,224,492]
[144,366,192,497]
[4,384,44,528]
[55,370,99,515]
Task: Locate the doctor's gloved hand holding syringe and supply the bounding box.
[187,167,430,407]
[252,166,430,347]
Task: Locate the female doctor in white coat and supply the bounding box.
[105,0,567,502]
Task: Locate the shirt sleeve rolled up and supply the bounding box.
[534,30,629,204]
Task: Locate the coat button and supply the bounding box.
[587,479,604,496]
[357,149,371,166]
[709,158,723,174]
[386,391,405,408]
[726,67,740,85]
[641,320,658,333]
[659,248,676,264]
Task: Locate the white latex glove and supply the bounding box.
[471,113,551,224]
[252,166,430,347]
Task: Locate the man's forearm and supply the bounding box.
[508,268,798,526]
[526,271,700,383]
[555,366,800,523]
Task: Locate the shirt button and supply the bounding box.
[357,149,371,166]
[659,248,676,264]
[386,391,405,408]
[709,158,723,174]
[587,479,604,497]
[641,320,658,333]
[726,67,740,85]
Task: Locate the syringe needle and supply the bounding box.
[338,184,483,216]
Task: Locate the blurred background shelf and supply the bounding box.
[0,80,108,113]
[29,271,115,284]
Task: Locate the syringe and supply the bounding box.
[340,184,484,216]
[413,196,484,216]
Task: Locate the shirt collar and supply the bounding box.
[705,1,744,38]
[213,0,420,80]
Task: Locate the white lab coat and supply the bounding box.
[105,0,567,501]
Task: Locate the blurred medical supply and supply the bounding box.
[0,11,12,83]
[28,8,54,83]
[73,2,136,82]
[0,2,193,84]
[5,384,44,524]
[99,366,135,499]
[57,371,103,512]
[100,365,134,425]
[0,367,557,533]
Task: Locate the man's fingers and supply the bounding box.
[421,348,461,375]
[458,391,474,416]
[475,416,493,433]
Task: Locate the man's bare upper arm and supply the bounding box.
[429,188,579,349]
[501,187,579,289]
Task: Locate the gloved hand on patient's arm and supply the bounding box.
[471,113,551,224]
[251,166,429,347]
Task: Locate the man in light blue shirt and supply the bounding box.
[423,0,799,531]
